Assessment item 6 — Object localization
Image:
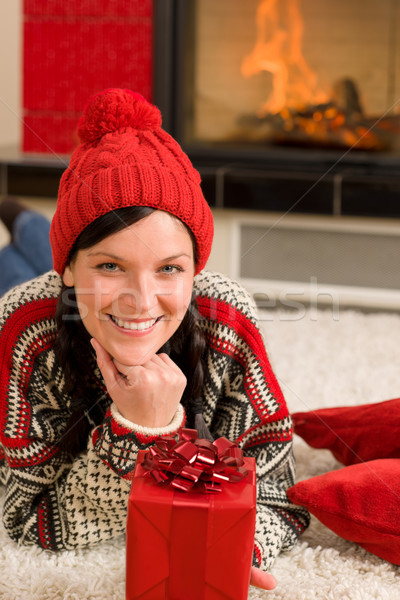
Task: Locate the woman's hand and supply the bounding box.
[250,567,277,590]
[91,338,187,428]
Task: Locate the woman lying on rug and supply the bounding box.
[0,88,309,591]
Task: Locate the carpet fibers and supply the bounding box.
[1,307,400,599]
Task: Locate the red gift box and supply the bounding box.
[126,442,256,600]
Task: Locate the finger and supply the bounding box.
[90,338,121,387]
[112,357,137,379]
[250,567,277,590]
[151,352,183,373]
[147,354,187,388]
[111,353,178,375]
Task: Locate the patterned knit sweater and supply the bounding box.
[0,269,309,570]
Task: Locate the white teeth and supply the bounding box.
[111,316,157,331]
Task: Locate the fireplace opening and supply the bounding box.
[238,0,399,153]
[154,0,400,217]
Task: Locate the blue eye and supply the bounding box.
[161,265,182,274]
[100,263,118,272]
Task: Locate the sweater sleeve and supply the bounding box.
[0,358,185,550]
[194,271,310,571]
[0,286,185,550]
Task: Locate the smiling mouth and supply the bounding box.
[109,315,161,331]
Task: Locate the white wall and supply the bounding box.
[0,0,23,247]
[0,2,56,246]
[206,208,235,275]
[0,0,22,149]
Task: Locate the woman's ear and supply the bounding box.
[62,265,74,287]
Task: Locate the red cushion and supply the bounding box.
[287,459,400,565]
[292,398,400,465]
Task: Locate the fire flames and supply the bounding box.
[239,0,399,151]
[241,0,327,116]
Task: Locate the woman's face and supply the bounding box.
[63,210,196,366]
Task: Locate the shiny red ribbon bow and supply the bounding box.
[141,428,248,493]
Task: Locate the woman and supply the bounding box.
[0,88,309,591]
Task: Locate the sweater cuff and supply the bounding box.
[110,403,185,436]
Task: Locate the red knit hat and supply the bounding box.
[50,88,213,275]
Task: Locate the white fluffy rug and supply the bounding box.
[2,306,400,599]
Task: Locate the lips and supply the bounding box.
[110,315,160,331]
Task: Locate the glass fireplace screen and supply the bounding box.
[182,0,400,153]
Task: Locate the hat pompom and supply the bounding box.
[77,88,162,144]
[51,88,214,275]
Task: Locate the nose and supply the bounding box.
[114,274,158,316]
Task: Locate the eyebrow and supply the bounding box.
[87,251,192,262]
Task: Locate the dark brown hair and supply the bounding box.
[54,206,212,456]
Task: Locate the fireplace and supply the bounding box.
[153,0,400,218]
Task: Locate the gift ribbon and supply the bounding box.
[141,428,248,493]
[169,492,210,599]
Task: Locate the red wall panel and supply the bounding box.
[22,115,80,155]
[24,0,152,18]
[23,0,153,154]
